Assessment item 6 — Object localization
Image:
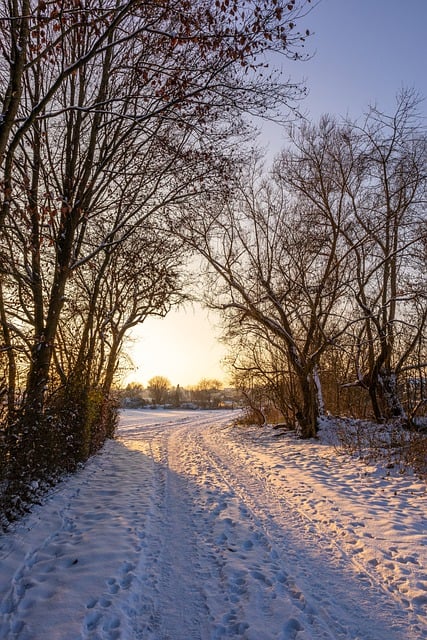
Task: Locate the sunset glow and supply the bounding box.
[125,305,228,388]
[127,0,427,388]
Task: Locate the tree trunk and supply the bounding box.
[378,371,406,421]
[0,280,16,424]
[102,337,121,397]
[367,367,405,423]
[296,370,321,438]
[368,380,383,422]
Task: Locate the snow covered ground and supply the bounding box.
[0,409,426,640]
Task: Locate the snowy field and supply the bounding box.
[0,409,426,640]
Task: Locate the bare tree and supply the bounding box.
[1,0,314,422]
[345,93,427,421]
[190,378,222,408]
[0,0,315,514]
[224,330,298,424]
[148,376,171,405]
[182,92,426,434]
[181,160,350,437]
[274,91,427,423]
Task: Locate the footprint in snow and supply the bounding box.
[107,578,119,594]
[84,610,102,631]
[281,617,303,640]
[102,615,120,631]
[10,619,25,635]
[120,560,135,573]
[250,569,272,586]
[86,597,98,609]
[119,573,133,589]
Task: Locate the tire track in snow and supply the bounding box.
[183,427,342,640]
[191,422,423,640]
[79,441,160,640]
[204,424,427,637]
[1,410,424,639]
[162,422,337,639]
[157,429,212,639]
[111,415,226,639]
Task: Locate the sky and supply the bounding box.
[124,0,427,390]
[124,304,227,389]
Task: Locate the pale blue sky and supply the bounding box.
[126,0,427,388]
[262,0,427,155]
[301,0,426,120]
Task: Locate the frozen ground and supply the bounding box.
[0,409,426,640]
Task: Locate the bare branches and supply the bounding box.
[183,92,427,433]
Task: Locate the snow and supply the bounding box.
[0,409,425,640]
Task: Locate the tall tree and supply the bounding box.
[148,376,171,405]
[1,0,313,421]
[180,161,350,437]
[344,93,427,421]
[0,0,315,513]
[182,93,427,434]
[277,92,427,421]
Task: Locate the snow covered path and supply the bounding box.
[0,410,426,640]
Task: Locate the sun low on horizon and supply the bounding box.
[120,0,427,394]
[123,304,229,389]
